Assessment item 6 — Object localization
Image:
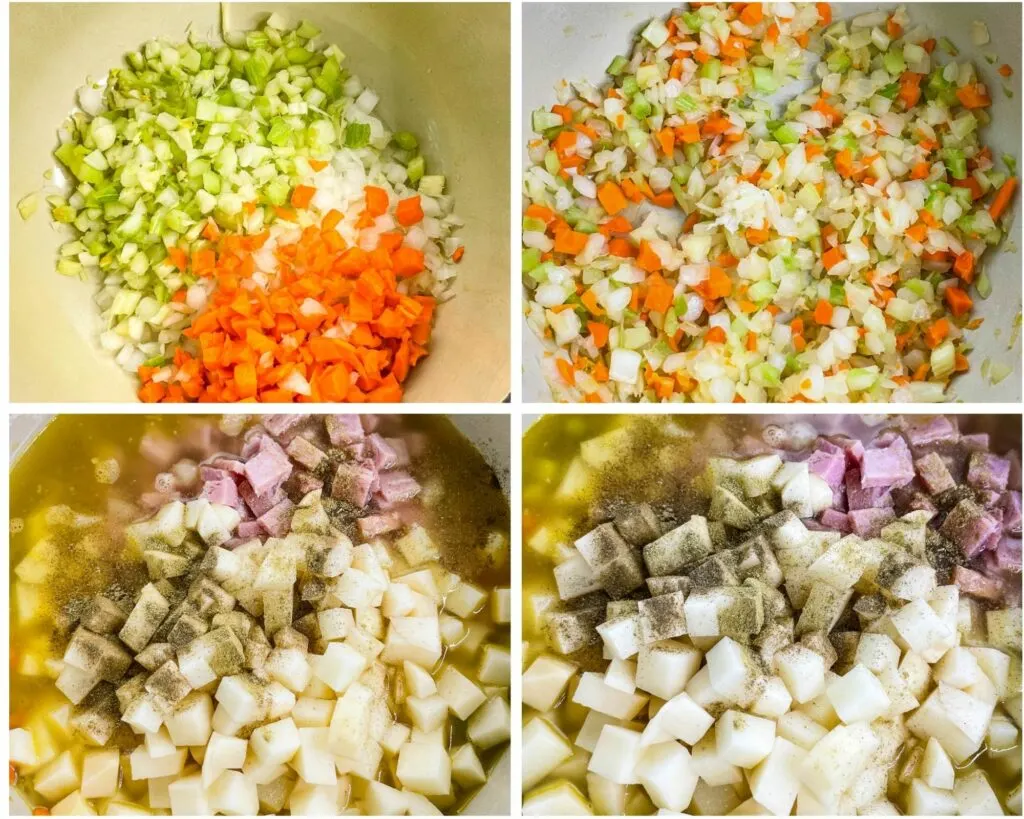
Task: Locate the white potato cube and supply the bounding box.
[201,732,246,786]
[953,769,1003,815]
[50,790,96,816]
[748,737,806,816]
[588,725,642,785]
[573,671,648,720]
[451,743,486,787]
[165,692,213,747]
[478,644,511,686]
[80,749,119,799]
[750,676,793,720]
[777,712,828,751]
[891,598,954,662]
[35,750,81,802]
[596,615,641,661]
[854,633,901,674]
[690,729,743,787]
[636,741,698,812]
[906,779,957,815]
[934,646,983,689]
[919,736,955,790]
[799,723,879,803]
[265,648,312,694]
[436,666,486,720]
[292,727,337,786]
[406,695,449,732]
[250,718,300,766]
[328,682,374,758]
[467,695,511,749]
[826,664,891,724]
[404,660,437,698]
[643,692,713,746]
[310,642,367,694]
[396,741,452,796]
[716,710,776,767]
[382,616,442,668]
[906,683,995,763]
[287,780,340,815]
[636,640,702,700]
[208,769,259,816]
[522,779,593,815]
[10,727,37,767]
[522,717,573,790]
[522,655,577,712]
[167,773,211,815]
[774,644,826,704]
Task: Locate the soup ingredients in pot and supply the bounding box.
[10,414,510,815]
[523,4,1018,403]
[43,15,462,402]
[522,414,1021,815]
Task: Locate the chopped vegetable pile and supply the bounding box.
[522,414,1022,815]
[523,3,1018,403]
[40,14,462,402]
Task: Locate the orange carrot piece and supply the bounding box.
[944,286,973,317]
[953,251,975,283]
[816,2,832,24]
[588,321,609,348]
[597,182,628,215]
[989,177,1018,220]
[956,84,992,109]
[556,358,576,385]
[395,196,424,226]
[364,185,389,216]
[813,298,833,326]
[291,185,316,209]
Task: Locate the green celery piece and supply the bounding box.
[522,247,543,272]
[944,147,967,179]
[751,67,777,94]
[772,123,800,145]
[314,56,343,98]
[674,93,698,113]
[878,82,900,99]
[344,122,371,148]
[883,49,906,76]
[681,11,702,31]
[406,155,426,184]
[630,95,653,120]
[606,55,629,76]
[826,50,852,73]
[699,58,722,82]
[394,131,419,150]
[267,117,291,146]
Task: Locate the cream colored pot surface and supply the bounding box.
[11,3,510,403]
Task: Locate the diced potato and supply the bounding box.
[642,692,713,747]
[986,607,1022,652]
[396,741,452,796]
[250,718,300,767]
[777,711,828,751]
[309,642,367,694]
[292,727,337,787]
[34,750,82,802]
[406,695,449,733]
[635,640,702,700]
[291,697,335,728]
[750,676,793,720]
[130,746,188,781]
[328,681,375,759]
[635,740,698,811]
[467,695,511,749]
[953,770,1003,815]
[690,729,743,787]
[572,672,648,720]
[80,749,120,799]
[167,773,211,815]
[588,724,642,785]
[522,779,593,815]
[523,654,577,712]
[799,723,879,804]
[774,644,826,704]
[436,667,486,720]
[10,726,37,767]
[382,616,442,668]
[50,789,96,815]
[16,582,46,625]
[200,732,246,787]
[906,779,957,815]
[748,737,806,816]
[906,683,995,763]
[715,710,775,768]
[404,661,437,698]
[491,587,511,624]
[396,525,440,567]
[523,717,574,790]
[826,664,891,724]
[207,769,259,816]
[587,773,626,815]
[451,743,486,788]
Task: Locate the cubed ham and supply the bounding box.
[261,414,305,437]
[243,436,293,497]
[807,446,847,490]
[837,436,865,467]
[209,457,246,476]
[359,512,404,538]
[376,471,422,504]
[140,490,180,512]
[332,460,378,507]
[236,520,263,541]
[386,438,411,468]
[952,566,1004,601]
[995,536,1022,571]
[361,415,381,433]
[239,482,288,518]
[941,499,1002,558]
[999,491,1022,533]
[258,498,295,537]
[905,416,958,447]
[201,477,239,508]
[199,466,237,484]
[367,434,399,470]
[819,509,851,533]
[846,469,893,511]
[860,437,915,489]
[286,436,327,471]
[326,415,365,446]
[967,452,1011,492]
[961,433,991,451]
[903,492,938,515]
[1008,451,1022,492]
[848,507,896,537]
[292,472,324,496]
[139,433,179,468]
[914,452,957,495]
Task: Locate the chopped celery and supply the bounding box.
[674,94,698,113]
[407,155,425,184]
[699,59,722,82]
[17,194,38,220]
[393,131,419,151]
[344,122,371,148]
[751,67,777,94]
[419,175,445,196]
[630,95,653,120]
[606,55,629,76]
[826,50,852,73]
[944,148,967,180]
[939,37,959,56]
[878,82,900,99]
[883,49,905,76]
[681,12,702,32]
[522,247,543,272]
[771,123,800,145]
[533,110,564,132]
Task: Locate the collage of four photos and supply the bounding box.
[6,1,1024,817]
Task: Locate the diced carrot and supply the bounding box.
[677,123,702,144]
[581,289,604,316]
[795,32,809,48]
[905,222,928,243]
[168,246,188,270]
[955,352,970,372]
[308,158,329,171]
[636,241,663,273]
[703,115,734,137]
[999,64,1013,78]
[765,22,779,43]
[556,358,576,385]
[910,161,930,180]
[525,203,557,224]
[588,321,609,347]
[597,181,628,215]
[692,48,711,64]
[608,238,637,258]
[746,331,757,351]
[989,177,1018,220]
[291,185,316,209]
[944,286,973,317]
[552,130,578,156]
[921,38,936,53]
[834,149,856,178]
[593,361,609,382]
[620,178,644,203]
[643,273,674,314]
[554,228,589,256]
[392,247,425,277]
[899,71,923,108]
[551,103,574,123]
[953,251,975,283]
[886,16,902,38]
[739,2,763,25]
[650,190,676,208]
[813,299,833,326]
[792,333,806,352]
[745,227,770,245]
[395,196,424,226]
[822,246,844,270]
[816,2,832,24]
[705,326,727,344]
[924,317,950,348]
[720,36,747,60]
[364,185,389,216]
[956,84,992,109]
[657,127,676,156]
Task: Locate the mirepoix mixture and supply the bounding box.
[523,3,1018,403]
[10,414,510,816]
[522,415,1021,816]
[23,14,463,403]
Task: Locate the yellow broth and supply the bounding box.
[10,414,510,813]
[522,414,1021,814]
